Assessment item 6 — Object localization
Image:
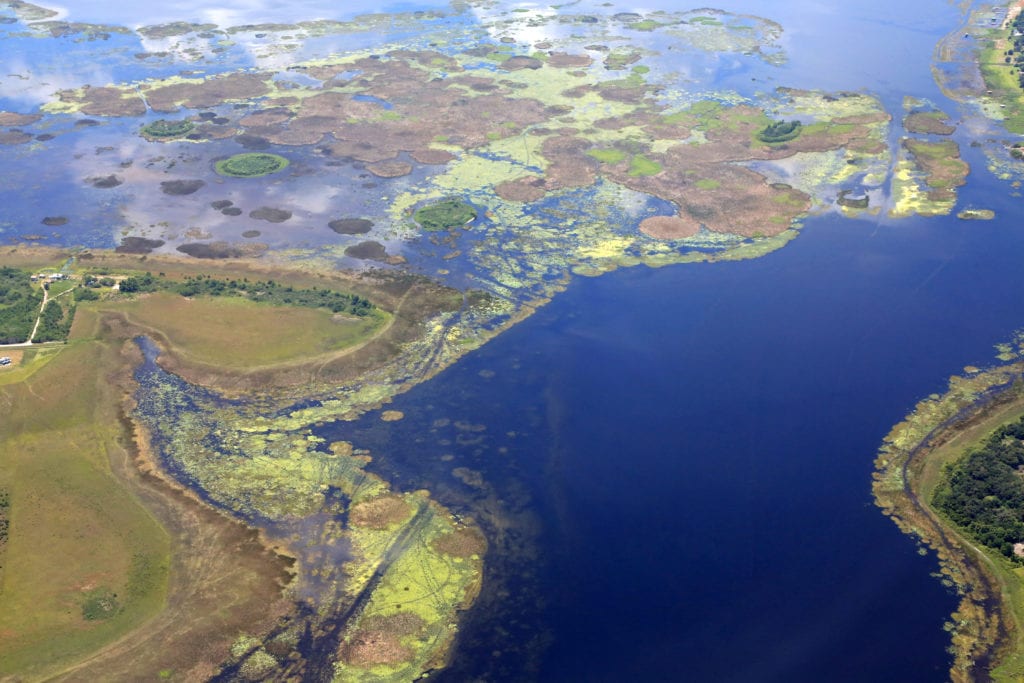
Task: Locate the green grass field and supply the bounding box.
[99,293,388,369]
[0,338,170,679]
[914,397,1024,682]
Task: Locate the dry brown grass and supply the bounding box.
[431,526,487,559]
[349,495,413,530]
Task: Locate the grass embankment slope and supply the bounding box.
[877,369,1024,683]
[917,395,1024,682]
[99,292,386,370]
[0,247,470,679]
[48,248,464,399]
[0,318,170,679]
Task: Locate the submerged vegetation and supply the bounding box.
[214,152,289,177]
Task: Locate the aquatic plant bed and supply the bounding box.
[214,153,289,178]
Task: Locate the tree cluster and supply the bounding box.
[1003,14,1024,89]
[934,415,1024,559]
[757,120,802,144]
[0,267,43,344]
[116,272,375,316]
[33,299,74,343]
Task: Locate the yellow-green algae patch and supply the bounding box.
[336,495,483,682]
[889,139,968,218]
[135,350,484,681]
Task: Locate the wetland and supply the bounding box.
[5,0,1024,680]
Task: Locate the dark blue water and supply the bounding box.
[322,190,1024,680]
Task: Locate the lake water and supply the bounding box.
[5,0,1020,679]
[332,201,1024,680]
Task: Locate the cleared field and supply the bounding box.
[100,292,388,369]
[0,340,170,679]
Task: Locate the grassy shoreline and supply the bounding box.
[874,361,1024,682]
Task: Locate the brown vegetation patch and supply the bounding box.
[542,135,599,189]
[145,73,270,112]
[241,230,261,238]
[411,149,454,164]
[366,160,413,178]
[905,111,956,135]
[834,112,890,125]
[221,207,243,216]
[598,85,648,103]
[903,138,969,202]
[250,124,324,147]
[176,241,267,259]
[328,140,398,163]
[210,200,233,210]
[431,526,487,558]
[238,108,291,127]
[344,241,388,261]
[249,207,292,223]
[340,613,424,667]
[41,216,67,226]
[548,52,593,68]
[193,123,237,140]
[618,158,810,237]
[328,218,373,235]
[292,91,384,121]
[0,112,40,127]
[348,495,413,530]
[495,175,548,202]
[562,84,595,99]
[0,131,32,145]
[500,56,543,71]
[639,215,700,240]
[58,86,146,116]
[160,179,205,196]
[116,237,165,254]
[88,174,123,189]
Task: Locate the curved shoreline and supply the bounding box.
[874,363,1024,681]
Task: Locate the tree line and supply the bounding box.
[0,267,43,344]
[116,272,376,316]
[934,413,1024,559]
